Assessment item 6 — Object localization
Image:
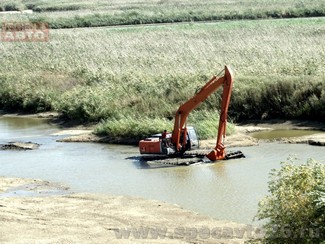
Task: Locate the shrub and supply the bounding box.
[188,110,235,140]
[58,86,120,122]
[0,77,56,112]
[95,116,173,142]
[256,159,325,243]
[3,2,22,11]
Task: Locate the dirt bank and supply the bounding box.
[1,112,323,146]
[56,120,325,148]
[237,120,325,146]
[0,177,262,243]
[0,142,40,150]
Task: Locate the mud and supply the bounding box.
[56,132,139,145]
[0,181,70,198]
[0,141,40,150]
[282,133,325,146]
[0,177,262,243]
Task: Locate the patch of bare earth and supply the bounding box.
[0,177,262,243]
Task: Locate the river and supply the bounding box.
[0,116,324,225]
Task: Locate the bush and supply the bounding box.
[94,110,235,142]
[256,159,325,243]
[188,110,235,140]
[229,76,325,121]
[58,86,120,122]
[95,116,173,142]
[0,77,56,112]
[3,2,22,11]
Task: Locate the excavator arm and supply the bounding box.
[171,66,233,160]
[139,65,244,162]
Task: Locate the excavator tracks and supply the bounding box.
[225,151,245,160]
[141,150,245,166]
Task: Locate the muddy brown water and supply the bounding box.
[0,116,325,225]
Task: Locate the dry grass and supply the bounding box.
[0,17,324,138]
[1,0,324,28]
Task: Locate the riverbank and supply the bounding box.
[56,118,325,147]
[0,176,262,243]
[0,113,323,242]
[0,112,324,148]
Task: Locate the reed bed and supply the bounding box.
[0,18,324,139]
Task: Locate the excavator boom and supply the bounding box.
[171,66,233,160]
[139,65,244,162]
[206,66,233,160]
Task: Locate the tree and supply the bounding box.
[256,159,325,243]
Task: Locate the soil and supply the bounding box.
[0,142,40,150]
[0,177,263,243]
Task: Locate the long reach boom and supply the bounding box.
[171,66,233,160]
[139,65,244,162]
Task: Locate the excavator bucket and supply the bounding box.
[206,143,245,161]
[206,147,225,161]
[207,149,245,161]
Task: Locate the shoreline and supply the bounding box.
[1,111,324,147]
[0,176,263,243]
[55,119,325,147]
[0,113,323,242]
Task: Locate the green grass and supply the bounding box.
[1,0,325,28]
[0,18,324,140]
[94,111,235,141]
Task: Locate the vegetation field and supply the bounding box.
[0,15,325,139]
[1,0,325,28]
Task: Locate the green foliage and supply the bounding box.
[230,77,325,120]
[94,110,235,140]
[311,184,325,224]
[95,117,173,142]
[0,76,55,112]
[0,17,324,140]
[3,0,325,28]
[57,85,120,122]
[256,159,325,243]
[188,111,235,140]
[26,7,325,29]
[0,1,24,11]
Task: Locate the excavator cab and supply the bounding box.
[139,126,199,155]
[178,126,199,154]
[182,126,199,151]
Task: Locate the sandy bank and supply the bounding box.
[0,177,262,243]
[1,112,323,147]
[56,120,325,148]
[237,120,325,146]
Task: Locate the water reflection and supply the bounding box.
[0,116,324,225]
[251,129,324,140]
[0,116,45,129]
[0,116,58,142]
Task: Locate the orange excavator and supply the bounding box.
[139,66,244,163]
